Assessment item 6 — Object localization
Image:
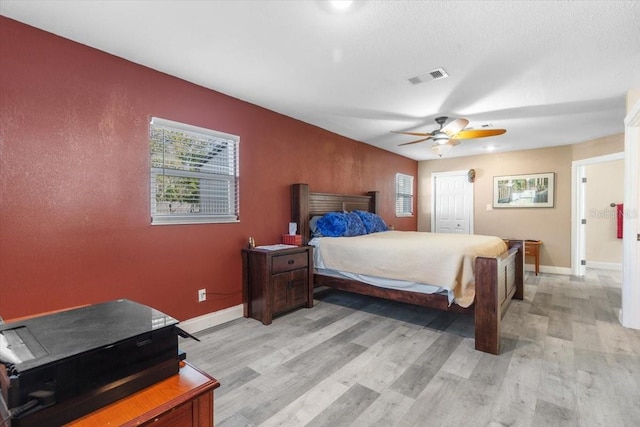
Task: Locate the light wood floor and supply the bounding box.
[182,269,639,427]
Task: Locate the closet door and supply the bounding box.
[433,172,473,234]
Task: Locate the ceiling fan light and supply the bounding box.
[431,143,453,157]
[434,134,449,145]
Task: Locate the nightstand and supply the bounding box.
[524,240,542,275]
[242,246,314,325]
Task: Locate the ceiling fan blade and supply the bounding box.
[455,129,506,139]
[441,118,469,137]
[398,136,434,146]
[391,131,434,137]
[449,139,460,147]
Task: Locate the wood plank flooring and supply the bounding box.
[182,269,639,427]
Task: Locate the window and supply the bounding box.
[395,173,414,217]
[150,117,239,225]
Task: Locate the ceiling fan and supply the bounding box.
[392,116,506,157]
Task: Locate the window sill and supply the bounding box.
[151,217,240,225]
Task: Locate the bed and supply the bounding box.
[291,183,524,355]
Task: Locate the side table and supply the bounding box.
[524,240,542,276]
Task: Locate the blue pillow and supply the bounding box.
[371,214,389,232]
[354,210,388,233]
[316,212,367,237]
[353,210,373,232]
[316,212,348,237]
[345,211,367,236]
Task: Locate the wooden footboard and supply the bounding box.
[474,240,524,354]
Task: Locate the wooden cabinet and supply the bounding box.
[67,362,219,427]
[242,246,314,324]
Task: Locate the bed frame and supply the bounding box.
[291,183,524,355]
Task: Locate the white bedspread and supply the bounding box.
[313,231,507,308]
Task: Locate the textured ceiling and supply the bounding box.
[2,0,639,160]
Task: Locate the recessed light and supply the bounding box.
[329,0,353,11]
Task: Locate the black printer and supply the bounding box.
[0,299,184,427]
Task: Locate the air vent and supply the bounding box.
[429,68,448,79]
[408,68,449,85]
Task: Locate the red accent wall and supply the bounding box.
[0,17,417,321]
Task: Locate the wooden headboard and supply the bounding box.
[291,183,379,244]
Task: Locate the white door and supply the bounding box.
[572,152,624,276]
[432,171,473,234]
[621,97,639,329]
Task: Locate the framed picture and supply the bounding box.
[493,172,555,208]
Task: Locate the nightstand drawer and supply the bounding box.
[272,252,308,274]
[524,240,541,256]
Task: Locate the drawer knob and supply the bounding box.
[288,259,294,265]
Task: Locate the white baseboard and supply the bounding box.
[586,261,622,271]
[179,304,243,334]
[526,264,572,275]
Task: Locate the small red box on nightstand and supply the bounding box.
[281,234,302,246]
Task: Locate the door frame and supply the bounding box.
[571,152,624,277]
[431,170,474,234]
[621,98,640,329]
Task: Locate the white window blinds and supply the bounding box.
[150,117,240,225]
[395,173,414,217]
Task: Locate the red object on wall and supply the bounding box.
[617,203,624,239]
[0,17,418,321]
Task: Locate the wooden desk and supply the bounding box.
[67,362,219,427]
[524,240,542,276]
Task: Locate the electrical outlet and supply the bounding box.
[198,289,206,302]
